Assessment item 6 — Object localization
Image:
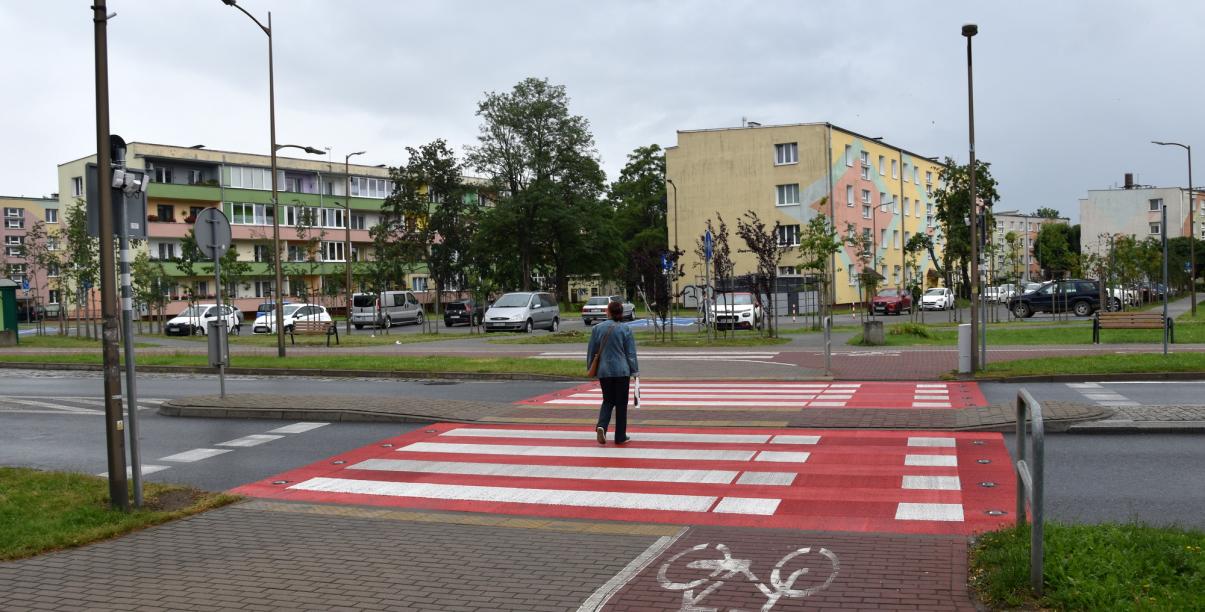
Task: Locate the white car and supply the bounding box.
[1106,287,1140,311]
[920,287,955,311]
[709,292,763,330]
[581,295,635,325]
[252,303,332,334]
[164,304,238,336]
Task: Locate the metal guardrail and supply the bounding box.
[1015,389,1045,596]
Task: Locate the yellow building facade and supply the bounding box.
[666,123,946,306]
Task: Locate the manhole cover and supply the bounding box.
[979,481,996,488]
[272,480,289,485]
[977,458,992,464]
[986,510,1008,516]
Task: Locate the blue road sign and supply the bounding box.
[1185,261,1193,273]
[661,253,673,272]
[21,278,29,292]
[82,280,93,290]
[704,230,713,260]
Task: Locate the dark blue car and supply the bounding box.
[1007,279,1102,318]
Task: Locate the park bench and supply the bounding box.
[1092,311,1173,344]
[288,320,340,347]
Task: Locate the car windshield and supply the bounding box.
[446,303,466,311]
[586,297,609,305]
[717,294,753,305]
[875,291,899,298]
[492,293,531,307]
[352,295,376,307]
[177,306,207,318]
[283,305,303,316]
[924,289,944,296]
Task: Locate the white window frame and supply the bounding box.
[862,205,872,220]
[844,145,853,167]
[1149,198,1163,211]
[321,241,346,262]
[891,159,899,179]
[774,142,798,165]
[879,192,888,212]
[5,218,23,229]
[775,184,800,207]
[878,155,885,175]
[48,289,60,304]
[846,185,854,207]
[71,177,84,197]
[3,207,20,218]
[45,208,58,223]
[4,235,21,245]
[1150,222,1161,235]
[903,197,911,217]
[776,224,801,247]
[862,189,871,205]
[893,229,899,248]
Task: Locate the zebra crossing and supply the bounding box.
[534,350,782,364]
[517,381,986,410]
[0,396,169,415]
[234,423,1015,535]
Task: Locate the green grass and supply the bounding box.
[0,351,584,377]
[0,467,238,561]
[487,329,790,348]
[970,522,1205,611]
[848,322,1204,346]
[171,330,461,347]
[975,352,1205,378]
[11,335,158,349]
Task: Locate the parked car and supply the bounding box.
[993,284,1020,303]
[709,292,763,330]
[483,292,560,333]
[920,287,955,311]
[1023,282,1042,294]
[983,286,999,303]
[1107,286,1140,311]
[581,295,635,325]
[252,303,332,334]
[255,301,292,318]
[1007,279,1102,318]
[444,299,485,327]
[872,288,913,315]
[165,304,238,336]
[350,291,424,329]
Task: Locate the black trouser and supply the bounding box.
[596,376,630,441]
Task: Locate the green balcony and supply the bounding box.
[147,183,223,202]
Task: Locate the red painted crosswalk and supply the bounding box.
[233,423,1016,535]
[517,380,987,410]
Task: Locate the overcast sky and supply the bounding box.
[3,1,1203,222]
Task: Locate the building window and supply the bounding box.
[46,238,58,251]
[189,169,203,185]
[71,177,84,197]
[775,184,800,206]
[254,280,274,298]
[411,276,429,291]
[892,196,899,214]
[776,224,801,247]
[914,167,920,185]
[153,166,172,184]
[48,289,60,304]
[844,144,853,167]
[4,235,21,245]
[45,208,58,223]
[321,241,345,262]
[156,242,177,260]
[848,267,856,286]
[1149,198,1163,211]
[893,230,899,248]
[774,143,798,165]
[350,213,366,230]
[862,189,871,205]
[5,218,23,229]
[320,208,345,228]
[778,266,800,276]
[902,161,909,179]
[156,204,173,221]
[224,166,272,190]
[3,207,20,218]
[5,247,20,258]
[903,197,911,217]
[253,245,270,263]
[878,155,885,175]
[904,231,911,246]
[862,205,871,219]
[859,151,870,179]
[350,177,392,198]
[891,159,899,178]
[228,202,269,226]
[846,185,854,207]
[47,262,61,277]
[880,229,887,248]
[862,227,872,244]
[1150,222,1161,235]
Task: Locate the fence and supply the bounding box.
[1014,389,1046,596]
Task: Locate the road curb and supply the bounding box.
[974,371,1205,383]
[158,402,463,424]
[0,361,582,382]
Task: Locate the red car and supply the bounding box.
[872,289,912,315]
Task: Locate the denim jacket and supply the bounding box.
[586,320,638,378]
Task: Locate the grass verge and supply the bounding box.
[975,352,1205,378]
[849,322,1205,346]
[0,351,584,377]
[487,329,791,347]
[0,467,238,561]
[11,335,158,349]
[970,522,1205,611]
[170,330,462,347]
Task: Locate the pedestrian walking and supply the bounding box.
[586,300,639,445]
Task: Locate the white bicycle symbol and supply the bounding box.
[656,543,840,612]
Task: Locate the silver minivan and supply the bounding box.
[350,291,425,329]
[483,291,559,333]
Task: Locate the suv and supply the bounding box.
[872,289,912,315]
[444,299,485,327]
[483,292,560,333]
[709,292,763,330]
[1007,279,1102,318]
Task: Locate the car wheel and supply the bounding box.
[584,319,593,326]
[354,324,363,330]
[1108,297,1122,312]
[550,317,559,332]
[383,316,392,328]
[524,319,534,334]
[1073,301,1093,317]
[1012,303,1032,318]
[416,311,425,326]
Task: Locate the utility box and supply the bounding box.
[207,320,229,367]
[958,323,971,373]
[0,279,17,347]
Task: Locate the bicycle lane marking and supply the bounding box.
[594,525,977,611]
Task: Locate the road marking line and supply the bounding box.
[895,502,964,521]
[911,402,953,408]
[904,454,958,467]
[159,448,231,462]
[564,393,819,400]
[217,434,285,447]
[734,471,796,486]
[576,527,688,612]
[807,401,847,407]
[754,451,811,463]
[1067,382,1103,388]
[291,477,720,512]
[268,422,330,434]
[769,435,821,445]
[441,428,771,444]
[5,398,95,413]
[99,464,172,478]
[547,399,806,407]
[351,459,740,484]
[901,475,961,490]
[398,442,757,462]
[908,437,957,447]
[915,383,948,388]
[713,497,780,515]
[1097,401,1141,406]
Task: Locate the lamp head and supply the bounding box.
[962,23,978,37]
[221,0,238,5]
[303,147,325,155]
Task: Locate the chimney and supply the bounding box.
[1124,173,1134,189]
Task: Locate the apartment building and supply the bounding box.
[1079,174,1205,257]
[990,210,1068,282]
[665,122,945,306]
[57,142,474,316]
[1,195,62,315]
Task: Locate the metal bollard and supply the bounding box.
[958,323,971,373]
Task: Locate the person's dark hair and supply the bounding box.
[607,300,624,321]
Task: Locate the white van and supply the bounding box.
[350,291,424,329]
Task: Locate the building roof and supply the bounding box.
[672,121,942,163]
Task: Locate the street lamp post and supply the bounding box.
[963,23,980,371]
[1153,140,1195,316]
[344,151,366,334]
[221,0,323,357]
[665,178,678,340]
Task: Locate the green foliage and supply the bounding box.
[1033,206,1062,219]
[932,157,1000,295]
[1033,223,1080,278]
[736,210,786,337]
[971,522,1205,611]
[888,322,933,338]
[611,144,669,297]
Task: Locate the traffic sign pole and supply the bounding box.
[116,150,144,508]
[195,208,232,398]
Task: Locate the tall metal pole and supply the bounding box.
[267,12,286,357]
[1162,202,1169,355]
[666,178,678,341]
[963,23,980,372]
[92,0,128,511]
[115,149,143,508]
[344,152,364,334]
[1153,141,1195,316]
